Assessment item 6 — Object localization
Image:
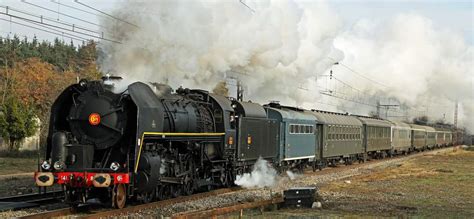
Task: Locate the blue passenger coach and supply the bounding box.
[265,103,318,170]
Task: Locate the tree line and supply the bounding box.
[0,35,101,151]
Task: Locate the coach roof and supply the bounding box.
[266,107,316,121]
[356,117,392,127]
[307,110,362,126]
[389,120,411,129]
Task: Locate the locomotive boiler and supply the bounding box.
[35,78,244,208]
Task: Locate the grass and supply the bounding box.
[250,148,474,218]
[0,157,38,175]
[318,149,474,218]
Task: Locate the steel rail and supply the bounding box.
[0,190,63,204]
[79,187,242,219]
[172,196,284,219]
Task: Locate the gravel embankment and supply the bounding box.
[126,148,455,218]
[0,148,455,218]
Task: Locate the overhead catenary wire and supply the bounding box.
[327,56,389,88]
[50,0,106,19]
[0,5,102,36]
[1,15,91,42]
[239,0,255,13]
[0,17,89,42]
[21,0,104,28]
[0,12,121,43]
[74,0,139,28]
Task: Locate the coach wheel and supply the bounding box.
[112,184,126,209]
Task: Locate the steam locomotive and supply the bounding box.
[35,78,277,208]
[35,78,462,208]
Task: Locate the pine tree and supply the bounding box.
[0,97,37,151]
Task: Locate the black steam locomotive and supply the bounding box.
[35,78,277,208]
[35,78,462,208]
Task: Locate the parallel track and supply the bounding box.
[19,187,242,219]
[0,191,63,204]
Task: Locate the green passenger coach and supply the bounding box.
[307,110,364,166]
[356,116,392,158]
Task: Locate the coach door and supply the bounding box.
[316,124,324,160]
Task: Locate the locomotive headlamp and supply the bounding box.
[53,161,64,170]
[41,161,51,170]
[89,113,101,126]
[110,162,120,171]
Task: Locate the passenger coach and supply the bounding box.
[390,121,412,154]
[308,110,364,166]
[356,116,392,159]
[265,103,318,171]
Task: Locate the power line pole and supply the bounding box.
[454,100,458,128]
[237,80,243,101]
[377,100,399,119]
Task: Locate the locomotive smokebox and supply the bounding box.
[67,81,128,149]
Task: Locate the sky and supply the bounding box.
[0,0,472,45]
[330,0,473,44]
[0,0,472,130]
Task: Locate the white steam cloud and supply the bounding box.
[286,170,300,180]
[331,14,473,131]
[98,1,473,132]
[98,0,343,105]
[235,157,277,188]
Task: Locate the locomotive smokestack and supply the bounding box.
[102,74,124,90]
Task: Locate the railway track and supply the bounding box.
[19,187,242,219]
[0,191,63,204]
[0,190,64,211]
[15,146,458,218]
[302,146,456,177]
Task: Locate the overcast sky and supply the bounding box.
[0,0,472,45]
